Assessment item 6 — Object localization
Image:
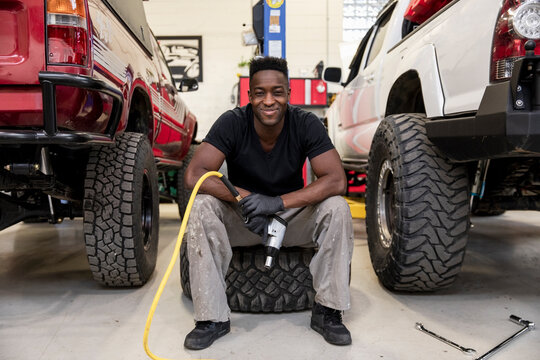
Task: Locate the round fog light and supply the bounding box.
[513,2,540,39]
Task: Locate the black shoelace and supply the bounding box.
[324,308,343,325]
[195,321,214,329]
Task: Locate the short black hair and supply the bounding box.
[249,56,289,80]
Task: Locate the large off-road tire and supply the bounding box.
[180,240,316,312]
[84,132,159,286]
[176,144,198,218]
[366,114,470,291]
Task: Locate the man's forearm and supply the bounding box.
[280,175,346,209]
[185,169,250,203]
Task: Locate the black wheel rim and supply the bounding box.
[377,159,395,249]
[141,169,153,250]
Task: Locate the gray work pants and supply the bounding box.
[185,194,354,322]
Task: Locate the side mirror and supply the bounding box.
[178,78,199,92]
[323,67,342,83]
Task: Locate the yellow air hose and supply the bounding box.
[143,170,226,360]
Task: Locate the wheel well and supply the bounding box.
[126,87,153,141]
[385,71,426,116]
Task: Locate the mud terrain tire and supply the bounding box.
[83,132,159,286]
[180,240,316,312]
[366,114,470,291]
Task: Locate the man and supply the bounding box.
[183,56,354,350]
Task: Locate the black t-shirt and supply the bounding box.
[203,104,334,196]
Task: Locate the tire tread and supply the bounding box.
[180,241,315,312]
[366,114,470,291]
[83,133,158,286]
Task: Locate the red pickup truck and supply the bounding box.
[0,0,198,286]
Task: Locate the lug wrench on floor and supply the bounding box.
[415,322,477,356]
[475,315,535,360]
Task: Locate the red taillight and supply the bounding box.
[491,0,540,82]
[46,0,89,66]
[47,26,88,65]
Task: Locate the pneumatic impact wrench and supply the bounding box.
[263,215,287,269]
[218,175,288,269]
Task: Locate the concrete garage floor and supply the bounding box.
[1,204,539,360]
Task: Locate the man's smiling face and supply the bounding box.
[249,69,290,128]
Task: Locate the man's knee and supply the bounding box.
[187,195,227,247]
[313,196,353,248]
[318,196,350,219]
[192,194,222,215]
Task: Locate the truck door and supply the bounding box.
[334,27,373,160]
[151,36,186,158]
[339,5,394,158]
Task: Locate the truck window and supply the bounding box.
[404,0,452,25]
[103,0,153,55]
[344,26,375,86]
[402,0,453,37]
[157,44,175,87]
[365,9,392,68]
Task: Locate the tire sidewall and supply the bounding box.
[179,236,191,298]
[366,118,401,276]
[132,135,160,282]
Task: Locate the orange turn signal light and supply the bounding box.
[47,0,86,18]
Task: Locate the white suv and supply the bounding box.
[324,0,540,291]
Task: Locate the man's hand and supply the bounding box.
[239,193,284,217]
[243,215,268,237]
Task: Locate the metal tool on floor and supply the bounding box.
[475,315,535,360]
[415,322,477,356]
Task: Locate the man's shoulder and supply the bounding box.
[288,105,320,123]
[286,105,333,156]
[287,105,324,133]
[220,104,250,121]
[213,105,251,133]
[205,105,251,146]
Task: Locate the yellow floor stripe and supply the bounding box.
[345,197,365,219]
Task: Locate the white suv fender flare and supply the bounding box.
[392,43,445,117]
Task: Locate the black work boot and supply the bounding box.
[184,320,230,350]
[310,302,352,345]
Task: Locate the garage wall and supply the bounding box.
[143,0,343,140]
